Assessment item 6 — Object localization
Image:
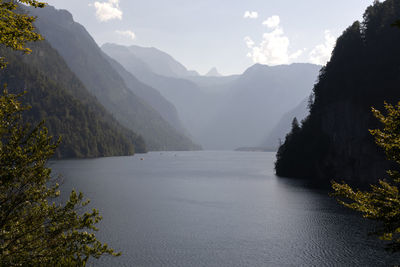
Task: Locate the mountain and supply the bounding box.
[198,63,321,149]
[185,75,239,92]
[28,6,200,151]
[0,41,146,158]
[262,98,310,150]
[103,53,190,137]
[205,67,222,77]
[275,0,400,184]
[102,43,320,149]
[103,43,199,78]
[102,43,213,140]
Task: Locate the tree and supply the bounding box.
[0,0,45,68]
[0,91,120,265]
[392,19,400,28]
[291,117,300,134]
[332,102,400,252]
[0,0,120,265]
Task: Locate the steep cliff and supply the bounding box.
[27,5,200,151]
[275,0,400,184]
[0,41,146,158]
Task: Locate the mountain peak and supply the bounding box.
[205,67,222,77]
[103,43,199,78]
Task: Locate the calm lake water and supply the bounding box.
[52,151,398,266]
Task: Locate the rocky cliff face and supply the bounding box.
[275,0,400,185]
[316,100,389,184]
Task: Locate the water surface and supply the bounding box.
[52,151,398,266]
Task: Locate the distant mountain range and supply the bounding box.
[4,4,323,156]
[102,41,321,150]
[196,63,320,149]
[16,0,400,188]
[102,43,218,143]
[28,6,200,151]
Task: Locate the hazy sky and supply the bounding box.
[44,0,374,75]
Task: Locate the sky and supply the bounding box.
[44,0,374,75]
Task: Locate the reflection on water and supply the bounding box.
[52,151,397,266]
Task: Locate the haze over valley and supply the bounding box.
[2,0,400,265]
[20,3,325,152]
[23,0,373,154]
[102,43,320,149]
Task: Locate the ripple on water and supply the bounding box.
[52,151,398,266]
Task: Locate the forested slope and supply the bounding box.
[0,41,146,158]
[28,5,200,151]
[275,0,400,184]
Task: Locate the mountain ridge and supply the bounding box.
[101,35,320,150]
[103,43,199,78]
[0,40,146,158]
[28,5,200,151]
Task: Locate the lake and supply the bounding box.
[52,151,398,266]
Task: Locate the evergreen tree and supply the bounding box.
[0,0,45,68]
[332,102,400,252]
[291,118,300,134]
[0,91,120,265]
[0,0,120,264]
[275,0,400,182]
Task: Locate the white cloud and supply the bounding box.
[244,11,258,19]
[244,16,303,66]
[289,49,305,60]
[244,36,255,48]
[93,0,122,22]
[309,30,336,65]
[262,15,280,29]
[116,30,135,40]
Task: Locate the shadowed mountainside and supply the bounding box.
[0,41,146,158]
[102,43,320,150]
[27,6,200,151]
[103,53,191,137]
[275,0,400,185]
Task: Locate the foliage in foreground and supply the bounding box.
[0,0,120,265]
[332,102,400,252]
[0,91,120,265]
[0,0,45,68]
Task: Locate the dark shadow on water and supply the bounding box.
[51,151,399,266]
